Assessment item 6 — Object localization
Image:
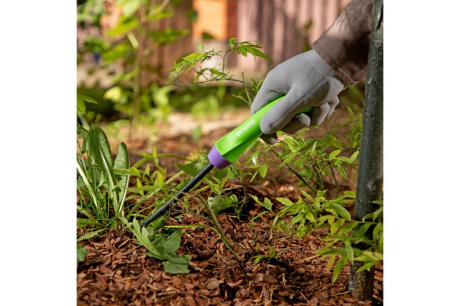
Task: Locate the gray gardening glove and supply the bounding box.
[251,49,345,144]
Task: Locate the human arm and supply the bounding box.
[251,0,374,144]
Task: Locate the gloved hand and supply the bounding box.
[251,49,346,144]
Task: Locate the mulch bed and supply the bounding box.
[77,209,383,305]
[78,105,383,305]
[78,175,383,305]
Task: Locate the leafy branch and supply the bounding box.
[170,37,268,87]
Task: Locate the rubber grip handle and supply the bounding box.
[210,96,312,167]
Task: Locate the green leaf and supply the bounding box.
[101,42,132,63]
[259,164,268,178]
[291,214,304,225]
[228,37,236,47]
[263,197,273,212]
[343,191,356,198]
[321,134,343,149]
[338,221,359,235]
[77,158,100,208]
[332,255,348,282]
[354,223,372,240]
[329,149,341,160]
[208,195,237,214]
[277,198,294,206]
[182,52,201,62]
[373,223,383,241]
[324,202,351,221]
[146,229,192,274]
[77,94,98,115]
[106,18,139,37]
[176,157,210,177]
[249,195,272,212]
[356,261,380,273]
[305,210,316,223]
[244,45,268,60]
[147,10,174,22]
[151,28,190,45]
[77,229,107,242]
[363,205,383,222]
[250,168,259,183]
[162,230,182,253]
[350,151,359,162]
[114,142,130,215]
[77,244,88,262]
[162,254,192,274]
[120,218,165,259]
[326,255,337,270]
[316,215,335,226]
[118,0,140,17]
[77,125,88,140]
[301,190,314,202]
[345,240,354,264]
[209,68,226,77]
[330,218,346,234]
[77,219,101,228]
[354,250,383,262]
[87,125,119,207]
[236,46,248,57]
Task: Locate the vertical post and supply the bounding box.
[348,0,383,300]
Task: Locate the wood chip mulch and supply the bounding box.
[78,183,383,305]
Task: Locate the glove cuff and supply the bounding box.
[304,50,345,93]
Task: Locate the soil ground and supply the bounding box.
[77,104,383,305]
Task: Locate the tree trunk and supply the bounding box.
[348,0,383,300]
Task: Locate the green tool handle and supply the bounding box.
[143,96,312,227]
[209,96,312,168]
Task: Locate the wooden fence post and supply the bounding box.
[348,0,383,300]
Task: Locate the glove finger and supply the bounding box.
[326,96,340,117]
[281,113,311,134]
[260,133,278,145]
[250,71,286,114]
[310,103,331,126]
[251,89,282,115]
[259,87,303,134]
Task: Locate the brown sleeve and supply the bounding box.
[313,0,374,85]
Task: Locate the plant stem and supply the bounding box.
[201,196,249,280]
[327,161,339,198]
[312,163,324,190]
[149,0,170,16]
[270,148,317,195]
[241,72,254,106]
[228,165,248,217]
[166,170,184,184]
[78,113,90,130]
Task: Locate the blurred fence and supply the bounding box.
[194,0,351,77]
[77,0,352,87]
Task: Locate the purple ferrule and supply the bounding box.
[208,146,232,169]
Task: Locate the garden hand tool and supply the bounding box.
[140,96,312,228]
[250,49,345,145]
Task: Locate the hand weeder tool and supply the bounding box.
[140,96,311,228]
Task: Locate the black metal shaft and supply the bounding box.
[140,163,215,228]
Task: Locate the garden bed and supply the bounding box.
[77,105,383,305]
